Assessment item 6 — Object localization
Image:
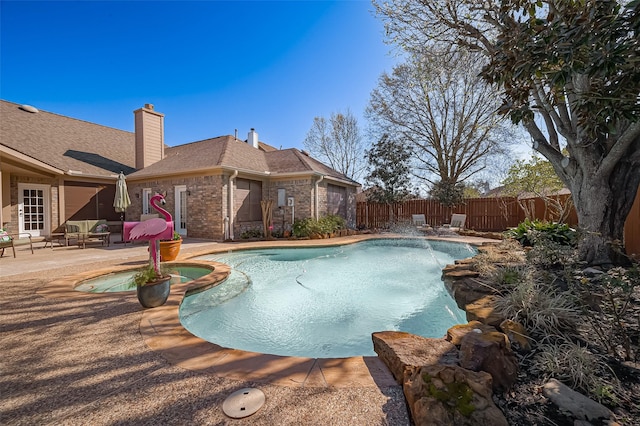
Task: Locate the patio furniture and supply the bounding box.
[0,232,34,258]
[441,214,466,233]
[412,214,432,232]
[64,219,109,248]
[78,232,111,249]
[43,233,66,249]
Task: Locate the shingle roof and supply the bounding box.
[128,136,271,178]
[1,99,358,186]
[1,100,136,176]
[129,136,358,185]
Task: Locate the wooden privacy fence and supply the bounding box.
[357,195,578,232]
[357,197,524,232]
[356,190,640,256]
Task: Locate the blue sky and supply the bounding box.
[1,0,398,149]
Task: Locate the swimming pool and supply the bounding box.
[74,265,214,293]
[181,238,476,358]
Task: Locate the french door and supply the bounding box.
[18,183,50,237]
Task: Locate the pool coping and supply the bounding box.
[38,234,488,388]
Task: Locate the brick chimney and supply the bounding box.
[134,103,165,169]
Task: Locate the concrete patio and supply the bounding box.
[0,234,491,425]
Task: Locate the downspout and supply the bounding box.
[315,175,324,219]
[228,170,238,240]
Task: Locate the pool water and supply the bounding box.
[74,265,213,293]
[180,239,476,358]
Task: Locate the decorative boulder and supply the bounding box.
[404,364,508,426]
[459,330,518,392]
[465,295,505,327]
[543,379,615,422]
[372,331,459,385]
[446,321,497,346]
[499,319,531,352]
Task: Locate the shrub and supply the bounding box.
[486,265,534,292]
[292,215,346,238]
[532,339,619,404]
[507,219,576,247]
[525,236,577,268]
[240,228,263,239]
[495,279,579,338]
[131,264,168,288]
[574,265,640,362]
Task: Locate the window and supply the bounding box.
[142,188,152,214]
[236,178,262,222]
[327,184,346,217]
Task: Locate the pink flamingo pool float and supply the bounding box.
[123,194,173,276]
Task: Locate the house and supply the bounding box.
[0,100,360,241]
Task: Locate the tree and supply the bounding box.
[366,49,513,193]
[365,134,414,203]
[501,155,573,222]
[303,109,367,182]
[429,179,465,206]
[374,0,640,265]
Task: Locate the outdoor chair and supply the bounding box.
[412,214,432,232]
[441,214,466,233]
[0,231,34,258]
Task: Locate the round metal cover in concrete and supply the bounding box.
[222,387,265,419]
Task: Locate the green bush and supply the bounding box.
[292,215,346,238]
[507,219,576,247]
[240,228,263,239]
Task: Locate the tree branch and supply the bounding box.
[598,121,640,178]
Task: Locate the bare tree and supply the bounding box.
[366,49,513,195]
[303,110,367,182]
[373,0,640,265]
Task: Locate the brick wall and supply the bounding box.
[128,174,225,240]
[129,173,358,241]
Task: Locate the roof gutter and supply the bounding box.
[65,170,122,180]
[0,144,64,175]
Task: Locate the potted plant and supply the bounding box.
[159,231,182,261]
[132,263,171,308]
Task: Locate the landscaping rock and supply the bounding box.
[459,330,518,392]
[542,378,615,422]
[583,267,605,277]
[443,276,494,310]
[372,331,459,385]
[446,321,497,346]
[403,364,508,426]
[465,295,505,326]
[499,319,532,352]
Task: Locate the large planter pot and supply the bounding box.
[159,239,182,261]
[137,277,171,308]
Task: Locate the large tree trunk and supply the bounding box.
[570,163,640,266]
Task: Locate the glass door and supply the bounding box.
[18,184,50,237]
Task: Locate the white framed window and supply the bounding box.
[142,188,152,214]
[174,185,187,236]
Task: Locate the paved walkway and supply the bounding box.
[0,235,220,278]
[1,233,493,425]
